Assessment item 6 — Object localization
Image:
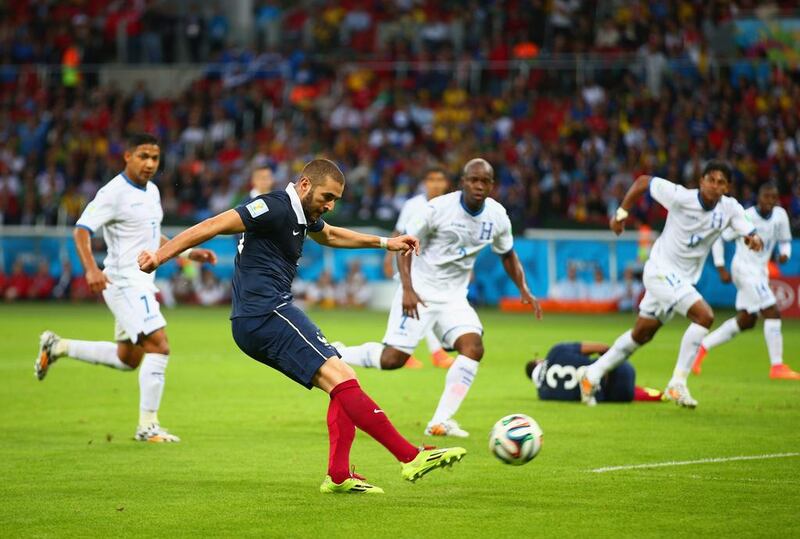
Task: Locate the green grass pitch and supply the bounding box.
[2,304,799,538]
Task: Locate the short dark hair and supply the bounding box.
[759,181,779,195]
[301,158,345,186]
[423,165,448,179]
[126,133,159,149]
[702,160,733,182]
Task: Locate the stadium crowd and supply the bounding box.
[1,1,799,298]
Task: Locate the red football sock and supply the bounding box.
[330,379,418,463]
[327,397,355,484]
[634,385,663,402]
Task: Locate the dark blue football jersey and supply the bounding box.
[231,186,324,319]
[533,342,635,402]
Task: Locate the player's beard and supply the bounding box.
[301,188,320,221]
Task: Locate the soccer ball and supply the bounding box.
[489,413,543,465]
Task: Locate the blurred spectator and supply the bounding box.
[617,267,644,312]
[586,266,619,302]
[52,261,74,300]
[306,270,338,309]
[249,166,276,199]
[28,261,56,300]
[5,260,32,301]
[194,266,229,306]
[550,263,587,300]
[338,260,371,308]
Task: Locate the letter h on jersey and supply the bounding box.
[479,221,493,240]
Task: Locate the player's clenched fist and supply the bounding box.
[138,250,160,273]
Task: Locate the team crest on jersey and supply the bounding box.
[246,199,269,218]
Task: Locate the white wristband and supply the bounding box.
[379,237,389,249]
[179,248,194,259]
[615,207,629,222]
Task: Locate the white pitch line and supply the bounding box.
[590,452,800,473]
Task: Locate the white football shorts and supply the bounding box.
[102,284,167,343]
[733,270,776,313]
[638,262,703,323]
[382,286,482,354]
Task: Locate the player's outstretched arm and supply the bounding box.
[159,234,218,265]
[309,224,420,255]
[581,342,610,355]
[138,209,245,273]
[610,174,652,235]
[501,249,542,319]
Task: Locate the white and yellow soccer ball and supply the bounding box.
[489,413,543,465]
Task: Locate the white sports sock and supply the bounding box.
[337,342,384,369]
[671,323,709,385]
[139,353,168,425]
[585,330,639,384]
[428,355,479,426]
[65,339,133,371]
[425,329,443,354]
[701,318,740,351]
[763,319,783,366]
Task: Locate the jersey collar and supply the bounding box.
[286,183,308,225]
[121,172,147,191]
[460,192,485,216]
[756,207,773,220]
[696,191,717,212]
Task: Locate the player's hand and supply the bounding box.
[609,216,625,236]
[716,266,732,283]
[402,288,427,320]
[744,234,763,252]
[138,250,160,273]
[189,248,217,265]
[520,288,543,319]
[778,254,789,264]
[388,234,420,256]
[85,267,111,294]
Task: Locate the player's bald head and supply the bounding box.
[462,158,494,178]
[302,159,345,187]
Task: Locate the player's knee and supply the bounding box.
[631,329,654,345]
[738,315,757,330]
[380,348,409,370]
[697,312,714,328]
[459,342,484,361]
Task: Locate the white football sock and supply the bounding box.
[337,342,384,369]
[763,319,783,366]
[139,353,168,425]
[428,355,479,427]
[671,323,708,385]
[425,329,443,354]
[701,318,740,350]
[65,339,133,371]
[585,330,639,384]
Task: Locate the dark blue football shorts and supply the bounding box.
[231,303,339,389]
[599,361,636,402]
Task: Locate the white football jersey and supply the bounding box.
[713,205,792,278]
[646,177,754,283]
[395,193,429,234]
[76,173,163,291]
[405,191,513,302]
